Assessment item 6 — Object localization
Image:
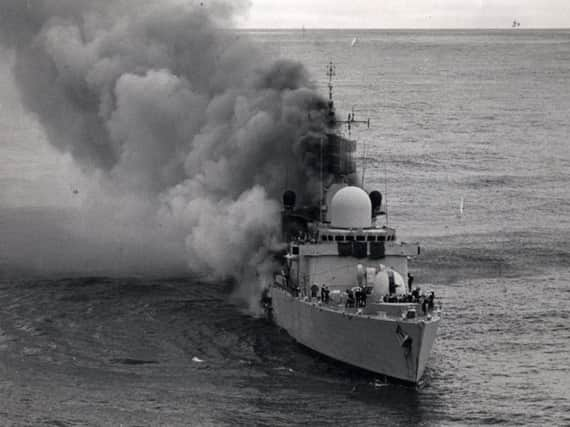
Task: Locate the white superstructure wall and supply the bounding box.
[299,255,409,292]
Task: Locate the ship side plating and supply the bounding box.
[271,287,439,383]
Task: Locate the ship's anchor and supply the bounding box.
[396,325,412,358]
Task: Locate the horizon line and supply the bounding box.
[237,27,570,31]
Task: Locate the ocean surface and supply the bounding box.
[1,30,570,425]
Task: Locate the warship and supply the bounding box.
[263,63,440,384]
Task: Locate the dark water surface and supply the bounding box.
[1,30,570,425]
[0,268,568,426]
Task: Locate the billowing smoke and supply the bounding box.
[0,0,354,310]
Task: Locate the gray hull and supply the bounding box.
[270,287,439,383]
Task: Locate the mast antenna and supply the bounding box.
[384,159,389,226]
[324,62,371,188]
[326,61,336,102]
[325,61,336,127]
[320,135,325,222]
[325,62,370,131]
[361,139,368,187]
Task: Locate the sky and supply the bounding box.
[239,0,570,29]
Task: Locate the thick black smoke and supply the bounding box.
[0,0,355,310]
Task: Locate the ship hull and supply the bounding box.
[270,287,439,383]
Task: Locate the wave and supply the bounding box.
[410,230,570,285]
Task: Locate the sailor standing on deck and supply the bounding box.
[346,289,355,308]
[407,273,414,293]
[355,286,364,307]
[323,285,330,304]
[311,283,319,299]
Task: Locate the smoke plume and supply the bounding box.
[0,0,353,310]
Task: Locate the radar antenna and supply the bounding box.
[323,62,372,189]
[344,107,370,137]
[325,61,370,133]
[326,61,336,126]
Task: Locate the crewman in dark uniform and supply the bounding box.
[311,284,319,299]
[323,285,330,304]
[407,273,414,293]
[428,291,435,311]
[354,287,362,307]
[346,289,355,308]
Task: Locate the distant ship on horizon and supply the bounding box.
[512,20,521,28]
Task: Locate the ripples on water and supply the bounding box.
[1,30,570,425]
[0,262,568,425]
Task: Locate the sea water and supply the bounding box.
[1,30,569,426]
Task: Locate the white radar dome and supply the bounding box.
[330,186,371,228]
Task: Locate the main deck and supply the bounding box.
[275,285,438,323]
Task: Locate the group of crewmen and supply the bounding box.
[345,287,368,308]
[311,284,369,308]
[310,284,330,303]
[413,287,436,313]
[383,288,436,314]
[304,279,436,315]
